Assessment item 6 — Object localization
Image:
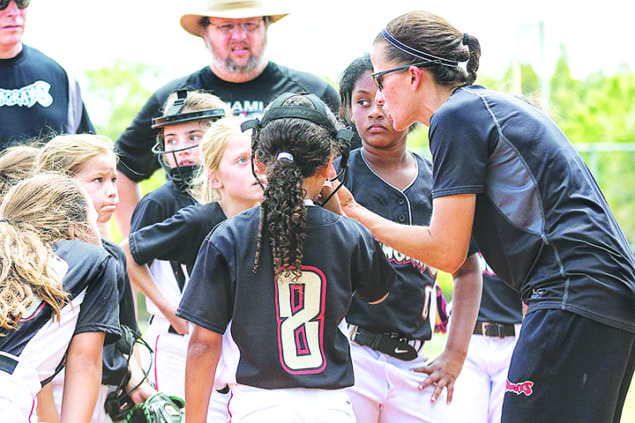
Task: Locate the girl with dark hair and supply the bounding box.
[178,93,396,423]
[337,10,635,423]
[0,173,120,423]
[335,54,482,422]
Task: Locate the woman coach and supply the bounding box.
[335,10,635,423]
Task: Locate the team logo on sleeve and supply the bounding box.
[0,81,54,108]
[506,379,534,396]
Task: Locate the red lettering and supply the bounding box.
[506,380,534,396]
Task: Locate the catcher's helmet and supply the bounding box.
[152,90,226,189]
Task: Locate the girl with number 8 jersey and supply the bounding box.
[178,93,396,423]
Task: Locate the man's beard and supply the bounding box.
[224,54,261,73]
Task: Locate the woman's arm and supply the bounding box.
[120,238,189,334]
[60,331,105,423]
[185,325,222,423]
[412,253,482,403]
[338,187,476,273]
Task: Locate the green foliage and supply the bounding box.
[83,60,163,141]
[85,56,635,302]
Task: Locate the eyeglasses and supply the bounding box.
[209,19,263,35]
[371,61,431,91]
[0,0,29,11]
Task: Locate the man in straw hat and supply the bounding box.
[114,0,339,237]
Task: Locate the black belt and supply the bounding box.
[0,353,18,374]
[473,321,516,338]
[349,325,422,361]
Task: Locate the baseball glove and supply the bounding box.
[122,392,185,423]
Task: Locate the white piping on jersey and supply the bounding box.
[360,150,417,226]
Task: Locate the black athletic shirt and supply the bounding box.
[129,202,227,273]
[0,240,120,392]
[478,256,523,324]
[101,239,139,386]
[430,85,635,333]
[178,205,396,389]
[130,181,197,235]
[0,45,94,149]
[336,150,479,340]
[116,62,340,182]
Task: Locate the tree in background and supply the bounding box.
[83,60,163,141]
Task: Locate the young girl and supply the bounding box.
[120,116,262,421]
[129,89,229,335]
[178,93,396,423]
[35,134,153,423]
[0,173,120,423]
[336,54,482,422]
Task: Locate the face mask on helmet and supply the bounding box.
[152,89,226,189]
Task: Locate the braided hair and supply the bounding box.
[246,94,341,282]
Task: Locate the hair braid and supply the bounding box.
[250,95,338,281]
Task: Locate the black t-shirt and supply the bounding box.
[116,62,340,181]
[0,45,94,148]
[129,202,227,273]
[178,205,395,389]
[430,85,635,333]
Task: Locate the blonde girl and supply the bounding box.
[0,144,40,197]
[0,173,120,423]
[35,134,151,423]
[121,116,262,423]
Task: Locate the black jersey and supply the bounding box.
[478,256,523,324]
[129,202,227,274]
[178,205,395,389]
[0,240,120,395]
[101,239,139,386]
[336,150,479,341]
[430,85,635,333]
[130,180,196,285]
[335,150,438,341]
[130,181,197,234]
[0,45,94,149]
[115,62,340,182]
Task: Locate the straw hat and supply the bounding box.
[180,0,289,37]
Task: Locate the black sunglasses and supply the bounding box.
[0,0,29,10]
[371,61,432,91]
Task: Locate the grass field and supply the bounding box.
[424,333,634,421]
